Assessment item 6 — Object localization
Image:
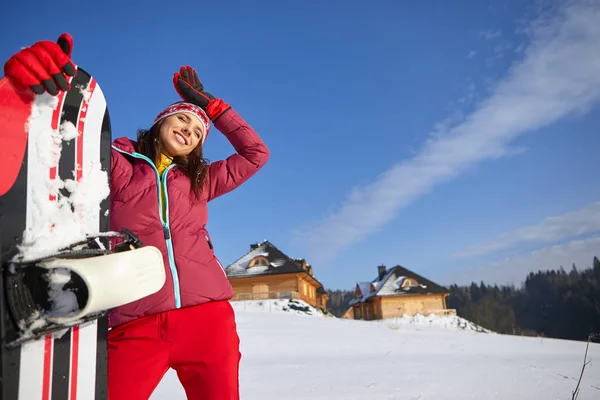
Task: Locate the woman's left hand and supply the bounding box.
[173,66,230,121]
[173,66,215,109]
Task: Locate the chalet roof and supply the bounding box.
[349,265,449,306]
[357,282,372,297]
[225,240,321,284]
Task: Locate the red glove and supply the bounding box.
[173,66,231,121]
[3,33,76,96]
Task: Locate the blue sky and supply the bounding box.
[2,0,599,291]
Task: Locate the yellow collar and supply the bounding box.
[160,153,173,165]
[157,153,174,174]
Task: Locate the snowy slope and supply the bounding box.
[150,300,600,399]
[229,299,329,317]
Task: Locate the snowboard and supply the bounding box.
[0,65,165,399]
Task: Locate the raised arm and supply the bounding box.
[172,66,269,201]
[207,106,269,201]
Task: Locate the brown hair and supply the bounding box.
[135,121,209,199]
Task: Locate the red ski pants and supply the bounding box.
[107,300,241,400]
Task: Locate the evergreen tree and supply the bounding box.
[335,256,600,341]
[446,256,600,341]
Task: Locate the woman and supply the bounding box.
[4,33,269,400]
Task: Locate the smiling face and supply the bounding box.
[157,112,205,157]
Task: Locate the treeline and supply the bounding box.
[448,257,600,341]
[327,257,600,341]
[326,289,355,317]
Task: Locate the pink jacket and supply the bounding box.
[108,108,269,328]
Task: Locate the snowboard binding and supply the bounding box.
[1,229,165,348]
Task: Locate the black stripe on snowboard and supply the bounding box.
[95,317,108,399]
[57,69,90,200]
[0,145,27,400]
[51,68,91,400]
[98,107,112,249]
[96,105,112,400]
[51,333,71,399]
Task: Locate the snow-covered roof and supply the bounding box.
[350,265,448,305]
[227,248,270,273]
[358,282,372,297]
[225,240,324,287]
[349,281,374,306]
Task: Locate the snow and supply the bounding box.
[228,250,269,272]
[59,121,79,140]
[230,299,328,317]
[26,93,60,170]
[349,282,374,306]
[351,269,400,305]
[378,274,409,295]
[77,81,93,103]
[64,163,110,226]
[151,299,600,400]
[358,281,372,296]
[16,93,110,261]
[227,246,288,275]
[45,268,79,318]
[393,275,406,288]
[373,269,395,292]
[270,258,286,267]
[386,313,491,333]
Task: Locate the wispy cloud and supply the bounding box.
[479,29,502,40]
[486,41,514,66]
[467,50,477,59]
[293,0,600,264]
[456,201,600,258]
[446,235,600,286]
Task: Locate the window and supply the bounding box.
[402,278,419,288]
[248,256,269,268]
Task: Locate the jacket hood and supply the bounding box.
[112,136,137,154]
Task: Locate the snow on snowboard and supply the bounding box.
[0,64,166,399]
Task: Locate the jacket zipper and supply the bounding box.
[111,145,182,308]
[160,163,181,308]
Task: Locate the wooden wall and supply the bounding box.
[229,274,298,296]
[349,294,449,320]
[379,294,447,319]
[229,273,327,310]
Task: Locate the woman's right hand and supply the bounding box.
[3,33,76,96]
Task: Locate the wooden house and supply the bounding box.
[343,264,455,320]
[225,241,328,311]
